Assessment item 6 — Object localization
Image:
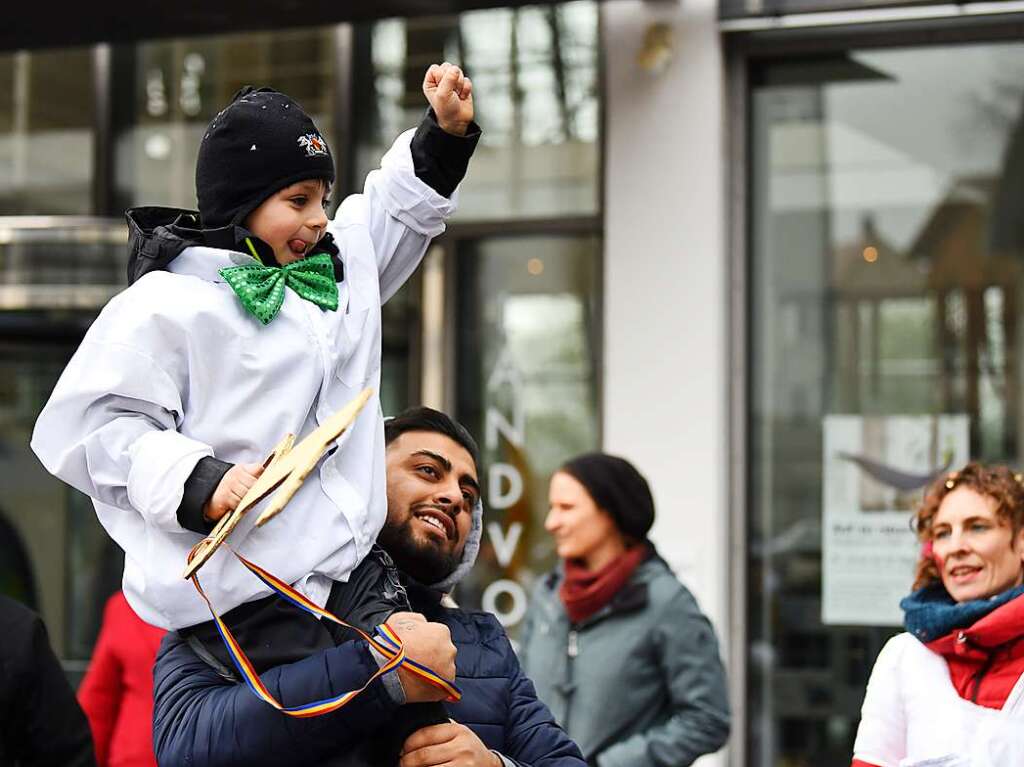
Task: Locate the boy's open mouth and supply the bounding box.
[287,239,310,257]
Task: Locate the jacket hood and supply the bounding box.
[125,206,205,285]
[125,205,343,285]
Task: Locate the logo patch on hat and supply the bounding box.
[297,133,329,157]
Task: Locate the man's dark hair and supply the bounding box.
[384,407,480,470]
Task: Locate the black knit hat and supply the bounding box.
[560,453,656,541]
[195,86,335,230]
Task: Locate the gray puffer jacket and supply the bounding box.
[519,552,730,767]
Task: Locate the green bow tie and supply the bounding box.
[219,252,339,325]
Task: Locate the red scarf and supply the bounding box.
[559,545,650,624]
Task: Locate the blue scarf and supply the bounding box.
[901,582,1024,643]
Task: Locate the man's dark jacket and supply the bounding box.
[152,582,585,767]
[0,596,96,767]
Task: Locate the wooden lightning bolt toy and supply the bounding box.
[183,387,373,579]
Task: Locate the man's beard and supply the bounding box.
[377,516,460,586]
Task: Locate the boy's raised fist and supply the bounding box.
[423,62,474,136]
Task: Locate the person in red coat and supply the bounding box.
[78,591,166,767]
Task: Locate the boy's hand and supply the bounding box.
[399,722,501,767]
[423,63,474,136]
[387,612,457,703]
[203,462,265,523]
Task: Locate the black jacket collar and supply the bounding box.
[402,577,447,618]
[125,205,343,286]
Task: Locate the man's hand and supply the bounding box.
[399,722,501,767]
[203,462,265,522]
[387,612,457,703]
[422,62,474,136]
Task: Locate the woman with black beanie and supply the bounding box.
[520,452,731,767]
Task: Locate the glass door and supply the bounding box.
[748,41,1024,766]
[452,233,601,634]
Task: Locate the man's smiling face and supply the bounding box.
[380,430,480,585]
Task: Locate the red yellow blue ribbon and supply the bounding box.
[186,544,461,717]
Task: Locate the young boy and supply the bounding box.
[31,64,478,651]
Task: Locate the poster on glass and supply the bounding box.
[821,414,968,626]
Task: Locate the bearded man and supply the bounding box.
[152,407,584,767]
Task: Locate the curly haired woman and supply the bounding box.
[852,462,1024,767]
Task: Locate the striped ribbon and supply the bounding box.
[186,544,461,717]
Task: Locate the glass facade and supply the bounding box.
[0,319,121,673]
[721,0,941,19]
[748,41,1024,766]
[115,28,338,211]
[452,234,601,626]
[0,222,125,675]
[353,2,600,220]
[0,48,95,215]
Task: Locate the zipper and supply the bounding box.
[970,649,997,704]
[563,629,579,733]
[957,630,1005,705]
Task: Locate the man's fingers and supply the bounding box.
[458,76,473,100]
[400,724,459,760]
[401,722,457,751]
[398,745,446,767]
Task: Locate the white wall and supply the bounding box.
[601,1,730,764]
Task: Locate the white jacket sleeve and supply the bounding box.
[335,128,458,304]
[30,339,213,532]
[852,635,908,767]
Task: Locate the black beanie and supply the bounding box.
[560,453,655,541]
[195,86,335,230]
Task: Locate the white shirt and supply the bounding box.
[31,129,456,629]
[853,632,1024,767]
